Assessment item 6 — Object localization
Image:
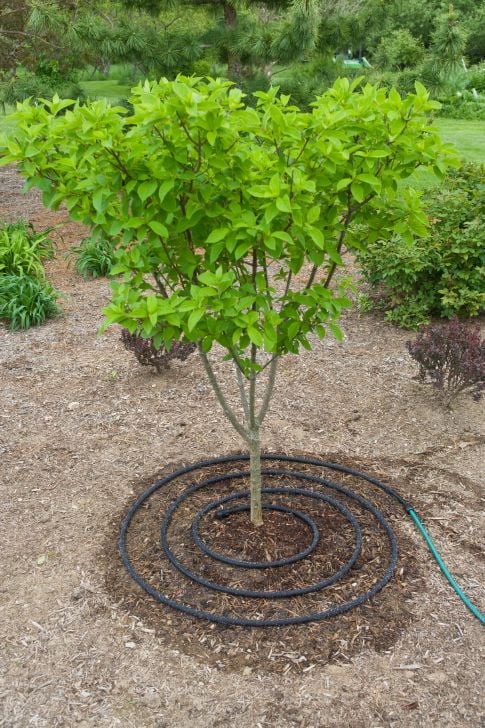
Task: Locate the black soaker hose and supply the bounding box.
[119,453,484,627]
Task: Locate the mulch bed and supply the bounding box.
[103,452,425,674]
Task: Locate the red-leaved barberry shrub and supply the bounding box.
[121,330,196,373]
[407,317,484,408]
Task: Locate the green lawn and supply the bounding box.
[434,118,485,164]
[79,79,132,101]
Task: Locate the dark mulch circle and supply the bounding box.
[102,452,426,674]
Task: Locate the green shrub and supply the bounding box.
[69,233,116,278]
[0,274,61,329]
[276,57,346,109]
[358,163,485,328]
[374,29,425,71]
[0,220,55,278]
[436,94,485,121]
[467,62,485,93]
[0,67,85,107]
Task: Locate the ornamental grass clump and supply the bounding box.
[0,274,61,330]
[0,220,55,278]
[0,219,60,329]
[69,233,116,279]
[1,76,453,525]
[407,317,485,408]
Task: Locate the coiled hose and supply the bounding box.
[119,453,484,627]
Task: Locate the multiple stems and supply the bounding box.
[198,344,279,526]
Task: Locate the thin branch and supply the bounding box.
[0,29,65,50]
[235,364,250,424]
[228,346,247,375]
[257,355,279,425]
[248,344,257,431]
[105,147,130,177]
[161,16,182,31]
[260,354,278,372]
[176,112,198,147]
[198,346,249,443]
[304,264,318,290]
[153,270,170,297]
[289,135,310,167]
[322,188,374,290]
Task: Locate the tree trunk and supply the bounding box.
[223,1,242,82]
[249,427,263,526]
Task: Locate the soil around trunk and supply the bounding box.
[1,165,484,727]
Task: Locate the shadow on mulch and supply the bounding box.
[101,451,427,674]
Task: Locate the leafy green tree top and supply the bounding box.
[1,76,453,523]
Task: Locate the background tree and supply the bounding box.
[2,76,451,525]
[431,4,468,78]
[120,0,321,86]
[0,0,205,78]
[374,29,425,71]
[465,5,485,65]
[0,1,30,70]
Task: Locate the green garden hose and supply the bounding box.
[120,453,485,627]
[407,508,485,625]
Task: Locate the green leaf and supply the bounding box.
[206,228,229,244]
[149,220,168,237]
[306,226,324,249]
[269,174,280,195]
[138,180,157,202]
[247,326,263,347]
[336,178,352,191]
[326,244,342,265]
[288,321,299,340]
[307,205,320,224]
[276,195,291,213]
[188,309,204,332]
[329,322,343,341]
[234,242,251,260]
[272,230,293,244]
[93,189,105,213]
[158,180,174,204]
[357,174,381,191]
[367,149,391,158]
[350,182,365,203]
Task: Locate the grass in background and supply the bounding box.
[0,104,16,134]
[434,118,485,164]
[79,79,131,100]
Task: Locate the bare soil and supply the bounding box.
[0,164,484,728]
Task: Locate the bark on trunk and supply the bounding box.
[223,2,242,82]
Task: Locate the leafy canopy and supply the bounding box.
[1,76,453,375]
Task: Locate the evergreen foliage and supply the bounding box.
[431,4,468,78]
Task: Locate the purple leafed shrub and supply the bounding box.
[121,330,196,373]
[407,317,484,408]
